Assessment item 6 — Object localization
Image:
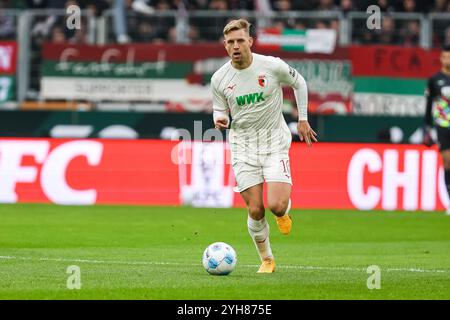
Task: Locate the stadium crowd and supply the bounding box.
[0,0,449,46]
[2,0,449,13]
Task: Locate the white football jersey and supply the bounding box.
[211,53,304,155]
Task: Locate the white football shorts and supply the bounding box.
[231,152,292,193]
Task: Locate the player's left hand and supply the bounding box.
[298,120,318,147]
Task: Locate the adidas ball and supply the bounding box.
[202,242,237,275]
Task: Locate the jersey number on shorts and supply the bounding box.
[280,159,291,178]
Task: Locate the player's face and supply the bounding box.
[441,51,450,71]
[223,29,253,66]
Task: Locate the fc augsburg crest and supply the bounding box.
[258,74,267,87]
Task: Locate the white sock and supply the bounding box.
[247,216,273,261]
[283,199,291,216]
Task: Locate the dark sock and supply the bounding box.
[445,170,450,198]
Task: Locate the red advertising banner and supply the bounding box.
[0,41,17,102]
[42,43,348,62]
[0,41,17,75]
[45,43,442,77]
[41,43,351,113]
[289,143,446,211]
[0,138,446,211]
[0,138,179,205]
[349,45,441,78]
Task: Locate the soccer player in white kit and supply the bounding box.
[212,19,317,273]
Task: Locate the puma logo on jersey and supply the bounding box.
[236,92,265,106]
[226,84,236,91]
[289,66,296,78]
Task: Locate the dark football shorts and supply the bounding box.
[437,126,450,151]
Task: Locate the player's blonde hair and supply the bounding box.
[223,19,251,36]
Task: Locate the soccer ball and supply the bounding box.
[202,242,237,275]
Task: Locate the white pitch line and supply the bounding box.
[0,256,448,274]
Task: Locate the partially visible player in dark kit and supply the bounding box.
[424,45,450,215]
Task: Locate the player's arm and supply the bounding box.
[212,77,230,131]
[423,77,435,147]
[276,58,317,147]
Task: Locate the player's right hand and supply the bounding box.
[214,117,229,131]
[298,120,318,147]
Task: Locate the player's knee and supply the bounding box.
[268,199,288,217]
[441,151,450,169]
[248,204,265,219]
[444,159,450,170]
[442,155,450,170]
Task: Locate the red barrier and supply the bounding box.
[0,139,178,205]
[0,41,17,74]
[289,143,446,211]
[0,138,445,211]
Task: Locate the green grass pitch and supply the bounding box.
[0,203,449,300]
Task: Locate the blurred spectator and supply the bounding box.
[208,0,228,10]
[185,0,208,9]
[375,15,399,44]
[358,31,375,44]
[315,20,329,29]
[339,0,356,14]
[374,0,395,12]
[114,0,180,44]
[254,0,273,28]
[428,0,448,13]
[3,0,26,8]
[296,0,315,10]
[78,0,110,17]
[429,0,449,47]
[317,0,339,11]
[167,23,199,43]
[294,21,307,30]
[398,0,420,12]
[154,0,174,9]
[271,0,296,28]
[136,21,156,41]
[192,0,230,41]
[272,19,286,31]
[30,0,68,41]
[187,25,200,42]
[445,26,450,46]
[47,0,67,7]
[49,25,66,43]
[272,0,292,11]
[401,20,420,46]
[152,0,176,40]
[114,0,132,43]
[167,26,177,42]
[25,0,48,8]
[0,0,16,39]
[229,0,254,10]
[329,19,339,33]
